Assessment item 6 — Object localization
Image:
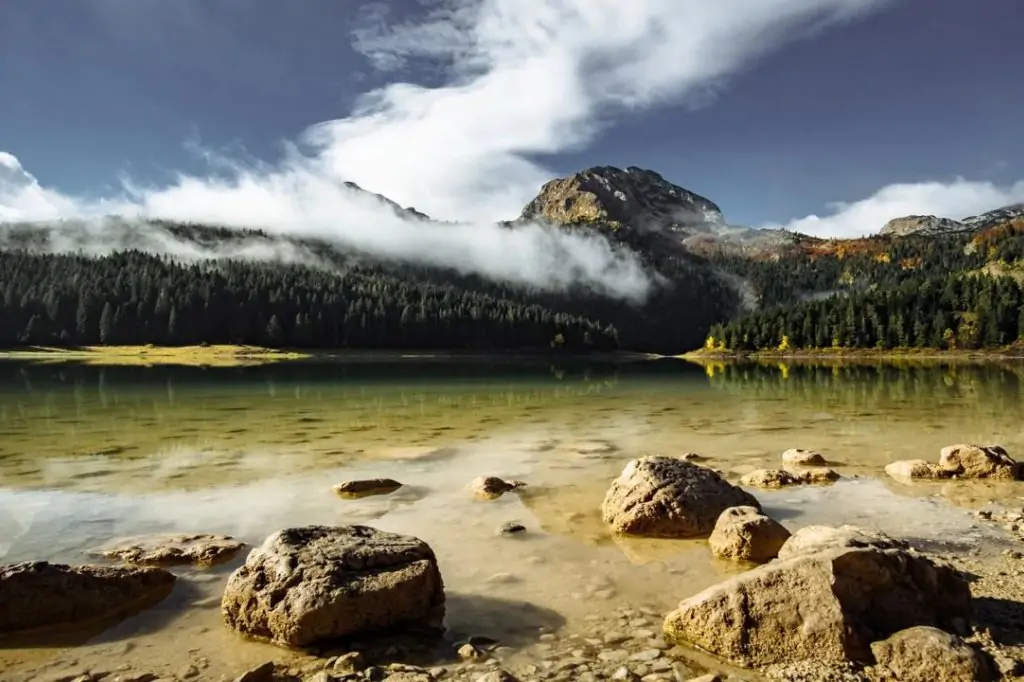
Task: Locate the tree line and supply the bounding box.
[707,273,1024,351]
[0,250,620,351]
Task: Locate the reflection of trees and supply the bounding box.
[703,361,1024,413]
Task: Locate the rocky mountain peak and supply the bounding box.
[519,165,724,230]
[879,215,965,237]
[342,181,430,222]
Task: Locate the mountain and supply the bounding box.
[963,203,1024,231]
[704,204,1024,353]
[518,165,791,257]
[0,168,743,354]
[520,165,724,229]
[878,215,966,237]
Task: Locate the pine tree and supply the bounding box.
[99,302,115,345]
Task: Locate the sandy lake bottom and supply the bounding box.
[3,359,1024,681]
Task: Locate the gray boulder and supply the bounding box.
[602,456,760,537]
[221,525,445,648]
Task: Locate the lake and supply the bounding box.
[2,358,1023,680]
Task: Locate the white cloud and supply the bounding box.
[0,0,898,298]
[766,177,1024,239]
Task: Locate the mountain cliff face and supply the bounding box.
[879,215,965,237]
[963,204,1024,231]
[519,166,724,230]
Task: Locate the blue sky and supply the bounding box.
[1,0,1022,237]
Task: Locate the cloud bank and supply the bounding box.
[1,0,900,299]
[766,177,1024,239]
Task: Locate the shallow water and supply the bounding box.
[2,359,1024,680]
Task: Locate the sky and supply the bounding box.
[1,0,1022,241]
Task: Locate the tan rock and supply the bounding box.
[885,460,951,482]
[663,541,970,668]
[939,444,1021,480]
[869,626,993,682]
[221,525,445,648]
[92,533,245,567]
[0,561,175,635]
[782,449,827,467]
[798,467,841,484]
[708,506,791,563]
[778,525,906,560]
[740,469,802,488]
[602,456,760,538]
[333,478,403,499]
[469,476,525,500]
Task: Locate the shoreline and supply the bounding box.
[680,347,1024,363]
[0,345,656,367]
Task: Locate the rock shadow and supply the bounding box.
[309,593,567,668]
[974,597,1024,645]
[0,575,203,649]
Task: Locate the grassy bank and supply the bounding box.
[0,345,312,367]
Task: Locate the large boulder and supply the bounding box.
[92,532,245,567]
[777,525,907,560]
[222,525,444,648]
[663,537,970,668]
[708,506,790,563]
[868,626,993,682]
[939,444,1021,480]
[0,561,175,634]
[602,456,760,537]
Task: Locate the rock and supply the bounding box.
[601,456,760,538]
[708,506,791,563]
[92,533,245,567]
[232,662,277,682]
[663,539,970,668]
[333,478,404,499]
[885,460,951,482]
[0,561,175,635]
[742,468,839,488]
[474,671,519,682]
[469,476,525,500]
[777,525,906,559]
[798,467,840,484]
[782,449,827,467]
[869,626,993,681]
[221,525,445,648]
[498,522,526,535]
[740,469,802,488]
[685,676,723,682]
[938,444,1021,480]
[458,643,484,660]
[679,453,708,462]
[331,652,366,674]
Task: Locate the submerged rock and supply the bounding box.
[869,626,993,682]
[221,525,445,648]
[333,478,404,499]
[885,459,952,482]
[0,561,175,635]
[740,469,802,488]
[663,530,970,668]
[741,467,840,488]
[93,532,245,567]
[939,444,1021,480]
[708,506,790,563]
[777,524,907,559]
[782,449,827,467]
[602,456,760,538]
[469,476,525,500]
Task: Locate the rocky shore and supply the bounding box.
[6,445,1024,682]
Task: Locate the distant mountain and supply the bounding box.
[879,215,966,237]
[517,165,790,257]
[962,203,1024,231]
